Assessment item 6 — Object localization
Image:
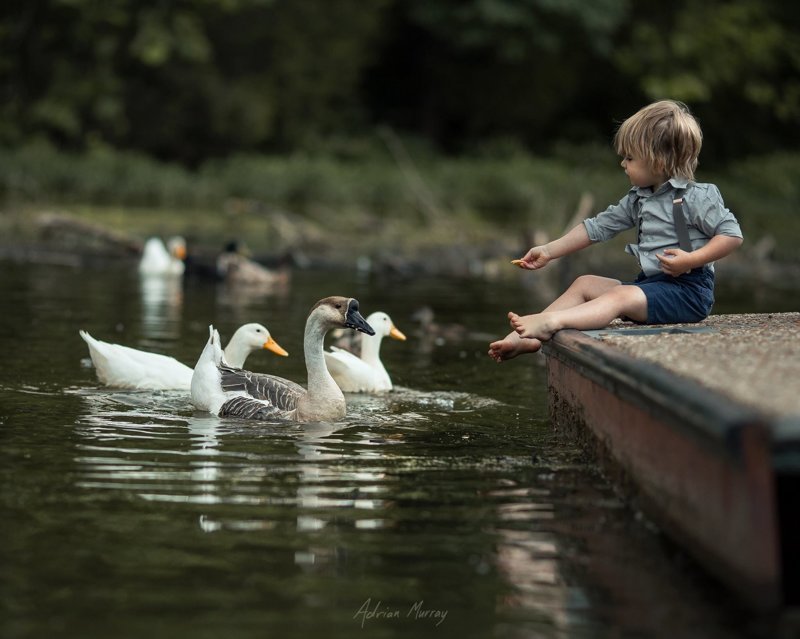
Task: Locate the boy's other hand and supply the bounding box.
[513,246,552,270]
[657,248,693,276]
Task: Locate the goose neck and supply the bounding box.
[304,316,336,390]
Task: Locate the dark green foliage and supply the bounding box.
[1,0,798,163]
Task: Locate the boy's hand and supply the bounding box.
[657,248,694,276]
[512,246,552,270]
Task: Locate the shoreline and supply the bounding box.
[1,209,798,287]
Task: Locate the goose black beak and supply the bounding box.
[345,299,375,336]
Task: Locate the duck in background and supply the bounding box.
[191,297,375,421]
[409,305,496,352]
[139,237,187,276]
[80,323,287,391]
[324,311,406,393]
[411,305,468,345]
[216,240,291,288]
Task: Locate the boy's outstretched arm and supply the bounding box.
[515,224,593,270]
[656,235,743,276]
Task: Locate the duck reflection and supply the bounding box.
[186,413,224,492]
[183,415,389,547]
[139,273,183,340]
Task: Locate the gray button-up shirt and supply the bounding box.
[583,177,743,276]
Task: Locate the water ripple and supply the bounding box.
[70,384,504,523]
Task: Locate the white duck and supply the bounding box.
[324,312,406,392]
[80,323,288,391]
[139,237,187,276]
[191,297,375,421]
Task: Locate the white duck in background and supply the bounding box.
[139,237,187,276]
[80,323,288,391]
[324,312,406,392]
[191,297,375,421]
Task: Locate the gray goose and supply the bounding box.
[191,297,374,421]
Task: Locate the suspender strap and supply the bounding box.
[672,188,692,252]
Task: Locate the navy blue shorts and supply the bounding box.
[626,268,715,324]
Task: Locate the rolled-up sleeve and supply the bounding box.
[583,193,637,243]
[688,184,743,238]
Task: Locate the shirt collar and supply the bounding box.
[631,176,690,198]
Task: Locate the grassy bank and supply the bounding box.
[1,141,798,266]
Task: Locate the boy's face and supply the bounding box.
[620,155,666,190]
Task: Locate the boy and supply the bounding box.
[489,100,743,362]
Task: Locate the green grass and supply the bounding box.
[1,141,798,263]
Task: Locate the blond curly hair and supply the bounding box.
[613,100,703,181]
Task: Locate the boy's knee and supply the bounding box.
[611,284,648,311]
[571,274,615,299]
[572,274,600,290]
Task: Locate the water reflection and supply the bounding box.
[495,527,574,633]
[186,413,224,504]
[72,386,461,510]
[215,278,291,311]
[72,386,518,572]
[139,273,183,340]
[4,262,775,639]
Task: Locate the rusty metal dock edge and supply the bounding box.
[542,329,799,612]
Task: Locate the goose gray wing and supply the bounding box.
[219,395,289,420]
[218,364,304,412]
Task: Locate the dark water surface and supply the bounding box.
[0,260,791,639]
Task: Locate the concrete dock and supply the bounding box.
[542,312,800,611]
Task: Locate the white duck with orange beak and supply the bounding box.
[324,311,406,393]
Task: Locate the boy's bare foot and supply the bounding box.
[508,311,559,341]
[487,331,543,362]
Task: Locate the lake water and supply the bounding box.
[0,259,792,639]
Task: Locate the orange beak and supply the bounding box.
[389,325,407,341]
[263,337,289,357]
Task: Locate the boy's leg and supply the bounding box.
[510,284,647,340]
[544,275,623,313]
[488,275,621,362]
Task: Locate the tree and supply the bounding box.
[0,0,390,162]
[1,0,798,163]
[363,0,632,153]
[614,0,800,158]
